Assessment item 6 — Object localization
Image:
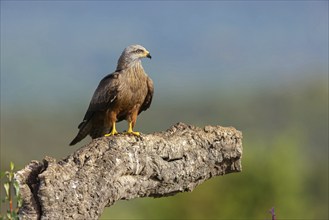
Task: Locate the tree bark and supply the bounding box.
[15,122,243,220]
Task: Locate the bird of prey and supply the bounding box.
[70,44,153,146]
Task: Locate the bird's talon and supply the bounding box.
[125,131,140,136]
[104,131,118,136]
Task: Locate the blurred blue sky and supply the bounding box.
[1,1,328,110]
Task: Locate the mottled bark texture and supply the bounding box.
[15,122,243,220]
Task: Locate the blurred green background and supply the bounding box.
[1,1,328,219]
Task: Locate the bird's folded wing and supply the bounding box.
[140,76,154,113]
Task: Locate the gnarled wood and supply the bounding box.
[15,122,243,220]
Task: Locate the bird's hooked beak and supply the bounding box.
[145,50,152,59]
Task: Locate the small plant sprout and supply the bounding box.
[0,162,22,220]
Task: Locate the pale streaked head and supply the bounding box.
[122,44,151,60]
[117,44,151,70]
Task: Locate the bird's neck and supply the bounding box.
[128,60,145,78]
[116,59,144,74]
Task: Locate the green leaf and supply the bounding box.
[5,171,13,182]
[13,181,20,196]
[6,211,11,219]
[11,211,18,220]
[10,162,14,171]
[17,195,23,208]
[4,182,10,196]
[13,181,23,208]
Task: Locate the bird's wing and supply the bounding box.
[140,76,154,113]
[80,72,121,123]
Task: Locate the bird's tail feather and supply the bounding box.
[69,120,92,146]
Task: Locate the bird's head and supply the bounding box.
[117,45,151,70]
[124,44,152,60]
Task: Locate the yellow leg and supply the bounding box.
[104,122,118,136]
[125,121,140,136]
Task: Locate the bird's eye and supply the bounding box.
[135,49,144,53]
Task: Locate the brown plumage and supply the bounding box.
[70,45,154,146]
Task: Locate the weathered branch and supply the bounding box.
[15,122,243,220]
